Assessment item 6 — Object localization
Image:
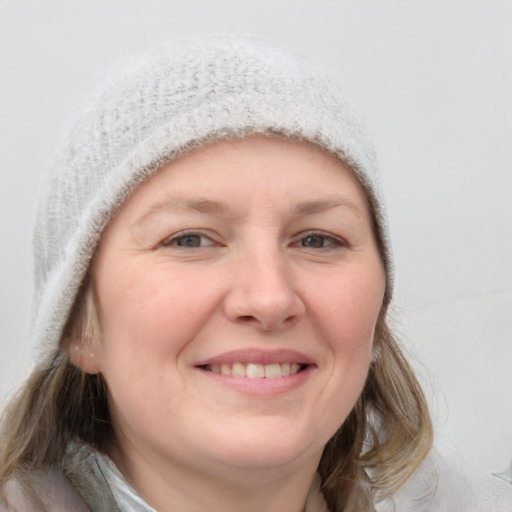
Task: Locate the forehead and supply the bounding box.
[115,135,372,220]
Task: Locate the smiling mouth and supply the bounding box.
[200,362,309,379]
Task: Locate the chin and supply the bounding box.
[216,446,312,471]
[204,422,326,471]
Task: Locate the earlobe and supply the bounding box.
[69,339,101,374]
[65,279,103,374]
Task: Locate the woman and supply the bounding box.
[0,34,432,511]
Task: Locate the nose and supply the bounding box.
[223,247,305,331]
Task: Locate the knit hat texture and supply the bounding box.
[32,34,393,367]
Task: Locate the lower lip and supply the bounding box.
[195,365,315,396]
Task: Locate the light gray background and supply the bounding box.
[1,0,510,476]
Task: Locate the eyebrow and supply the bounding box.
[134,194,364,228]
[293,197,365,218]
[135,197,229,226]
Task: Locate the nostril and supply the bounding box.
[235,313,300,331]
[239,315,255,323]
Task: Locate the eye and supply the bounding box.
[161,231,215,248]
[294,232,346,249]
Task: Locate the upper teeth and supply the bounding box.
[205,362,302,379]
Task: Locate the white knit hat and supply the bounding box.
[32,34,393,367]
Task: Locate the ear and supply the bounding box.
[65,279,103,374]
[68,337,102,374]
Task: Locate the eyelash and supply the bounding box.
[160,230,346,250]
[292,231,347,250]
[160,230,216,248]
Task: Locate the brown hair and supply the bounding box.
[0,283,111,510]
[318,309,433,510]
[0,279,432,511]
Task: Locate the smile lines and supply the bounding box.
[203,362,307,379]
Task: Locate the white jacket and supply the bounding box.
[2,443,511,511]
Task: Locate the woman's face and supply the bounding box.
[89,136,385,481]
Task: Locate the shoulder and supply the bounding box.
[376,451,512,512]
[1,467,90,512]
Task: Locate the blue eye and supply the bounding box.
[301,235,327,248]
[176,234,202,247]
[299,234,342,248]
[162,232,214,248]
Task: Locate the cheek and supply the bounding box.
[322,276,383,423]
[93,262,221,371]
[92,265,219,428]
[316,267,384,351]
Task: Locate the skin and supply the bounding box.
[77,136,386,512]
